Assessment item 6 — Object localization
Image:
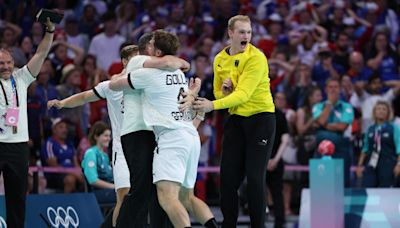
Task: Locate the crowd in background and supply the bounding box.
[0,0,400,216]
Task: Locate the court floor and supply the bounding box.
[191,206,299,227]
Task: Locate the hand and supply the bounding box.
[267,158,279,171]
[356,166,363,179]
[181,60,190,72]
[178,77,202,111]
[193,97,214,113]
[47,99,63,109]
[394,164,400,177]
[189,77,202,95]
[45,17,55,32]
[178,91,195,112]
[221,78,233,95]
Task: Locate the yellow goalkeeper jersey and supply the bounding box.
[213,44,275,116]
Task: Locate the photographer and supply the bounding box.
[0,17,54,227]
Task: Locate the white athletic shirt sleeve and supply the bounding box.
[128,68,149,90]
[93,81,108,99]
[94,81,124,142]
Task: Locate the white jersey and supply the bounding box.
[0,66,35,142]
[129,67,196,134]
[93,81,123,144]
[120,55,152,136]
[94,80,130,190]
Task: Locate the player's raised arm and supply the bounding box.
[144,55,190,72]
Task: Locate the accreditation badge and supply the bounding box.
[368,151,379,169]
[4,107,19,127]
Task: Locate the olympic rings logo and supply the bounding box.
[0,216,6,228]
[47,206,79,228]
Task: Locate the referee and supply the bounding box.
[193,15,276,228]
[0,18,54,227]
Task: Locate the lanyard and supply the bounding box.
[0,76,19,107]
[374,125,382,153]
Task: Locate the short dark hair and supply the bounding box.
[101,11,116,23]
[88,121,110,146]
[138,32,153,54]
[153,30,179,56]
[119,43,138,59]
[193,52,208,61]
[367,72,381,84]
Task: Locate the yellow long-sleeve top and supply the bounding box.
[213,44,275,116]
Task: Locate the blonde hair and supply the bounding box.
[372,100,393,123]
[228,15,251,31]
[120,45,138,60]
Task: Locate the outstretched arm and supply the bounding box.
[48,90,99,109]
[27,18,54,77]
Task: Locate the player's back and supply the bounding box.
[130,67,195,133]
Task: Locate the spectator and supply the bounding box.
[257,13,285,57]
[312,45,344,89]
[296,32,319,67]
[27,81,42,161]
[56,64,87,143]
[41,118,84,193]
[30,21,44,51]
[36,61,58,137]
[332,32,352,71]
[340,75,355,102]
[1,23,24,67]
[80,54,98,91]
[346,51,373,83]
[18,36,35,65]
[49,38,85,83]
[266,107,289,228]
[289,62,315,110]
[321,0,346,42]
[88,11,125,71]
[313,78,354,187]
[356,101,400,187]
[189,52,214,101]
[366,30,400,83]
[175,24,196,61]
[115,1,137,41]
[81,121,116,203]
[375,0,399,43]
[64,15,90,57]
[350,74,400,133]
[296,86,322,165]
[268,50,296,93]
[79,3,99,39]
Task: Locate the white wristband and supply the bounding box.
[195,112,205,121]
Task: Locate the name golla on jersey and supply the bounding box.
[128,67,196,131]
